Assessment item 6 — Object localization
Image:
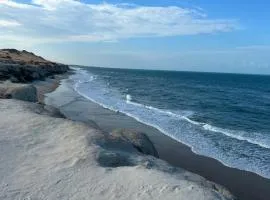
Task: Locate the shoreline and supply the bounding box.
[0,74,235,200]
[45,76,270,200]
[34,73,72,103]
[0,54,267,200]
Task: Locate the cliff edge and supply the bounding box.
[0,49,69,83]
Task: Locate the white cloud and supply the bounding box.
[32,0,80,10]
[0,0,32,8]
[0,19,21,27]
[0,0,238,45]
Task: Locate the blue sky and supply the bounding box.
[1,0,270,74]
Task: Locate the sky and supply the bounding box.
[0,0,270,74]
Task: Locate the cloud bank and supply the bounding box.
[0,0,238,45]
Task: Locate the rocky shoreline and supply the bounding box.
[0,49,69,83]
[0,49,70,102]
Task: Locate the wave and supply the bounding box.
[126,94,132,102]
[69,67,270,179]
[72,68,270,150]
[74,86,198,154]
[202,124,270,149]
[126,99,192,119]
[126,98,270,149]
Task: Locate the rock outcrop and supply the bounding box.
[95,129,160,168]
[0,82,38,102]
[0,49,69,83]
[111,129,159,158]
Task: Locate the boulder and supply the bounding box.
[0,83,38,102]
[94,129,159,167]
[111,129,159,158]
[96,150,133,167]
[42,105,66,118]
[9,76,19,83]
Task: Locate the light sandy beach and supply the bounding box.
[0,96,234,200]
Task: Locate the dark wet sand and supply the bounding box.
[34,73,71,103]
[45,80,270,200]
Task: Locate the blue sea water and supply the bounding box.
[70,66,270,179]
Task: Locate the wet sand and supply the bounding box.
[34,73,71,103]
[45,79,270,200]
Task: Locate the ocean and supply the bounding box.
[70,66,270,179]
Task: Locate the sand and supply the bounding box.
[0,98,234,200]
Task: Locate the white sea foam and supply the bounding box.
[202,124,270,149]
[126,94,132,102]
[125,98,270,149]
[126,100,189,119]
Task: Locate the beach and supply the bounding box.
[45,75,270,200]
[0,50,235,200]
[0,81,234,200]
[1,49,269,199]
[1,0,270,199]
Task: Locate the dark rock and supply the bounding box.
[3,84,38,102]
[2,49,19,54]
[111,129,159,158]
[31,72,41,80]
[48,75,55,79]
[10,76,19,83]
[3,93,12,99]
[0,49,69,83]
[29,104,66,118]
[95,133,138,155]
[94,129,159,168]
[0,63,69,83]
[43,105,66,118]
[96,150,134,167]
